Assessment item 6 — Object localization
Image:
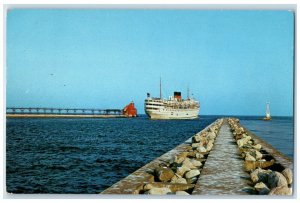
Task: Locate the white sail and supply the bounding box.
[266,102,271,118]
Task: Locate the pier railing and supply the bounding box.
[6,107,123,115]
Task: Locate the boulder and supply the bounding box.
[169,162,179,172]
[254,182,270,195]
[237,136,252,148]
[242,144,255,151]
[281,168,293,185]
[247,150,262,160]
[269,186,292,195]
[185,169,200,179]
[244,159,275,172]
[267,171,288,189]
[144,182,195,193]
[235,133,244,140]
[145,187,172,195]
[206,140,214,151]
[247,140,254,145]
[254,150,263,160]
[192,143,203,148]
[192,134,202,143]
[207,127,215,132]
[175,191,190,195]
[193,135,207,144]
[186,176,198,184]
[186,145,193,151]
[240,151,247,159]
[170,173,181,182]
[154,167,175,182]
[190,159,202,168]
[235,129,243,136]
[207,132,216,140]
[245,153,256,161]
[250,168,260,183]
[200,136,208,144]
[187,151,197,158]
[182,158,197,170]
[195,153,204,159]
[250,168,272,183]
[176,165,190,177]
[196,146,207,153]
[173,152,188,164]
[237,139,244,148]
[253,144,262,150]
[171,176,187,184]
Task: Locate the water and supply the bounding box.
[6,115,294,194]
[6,116,218,193]
[238,116,294,159]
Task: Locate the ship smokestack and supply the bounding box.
[174,92,182,100]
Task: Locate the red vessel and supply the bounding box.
[123,102,137,117]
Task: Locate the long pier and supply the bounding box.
[101,118,293,195]
[6,107,125,118]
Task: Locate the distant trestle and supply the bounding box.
[6,107,123,115]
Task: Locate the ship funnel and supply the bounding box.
[147,93,150,98]
[174,92,182,100]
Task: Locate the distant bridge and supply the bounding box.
[6,107,123,115]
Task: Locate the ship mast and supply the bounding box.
[187,86,190,99]
[160,77,162,99]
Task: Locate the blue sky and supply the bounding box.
[6,10,294,116]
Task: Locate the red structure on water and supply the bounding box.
[123,102,137,117]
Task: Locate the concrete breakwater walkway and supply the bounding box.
[101,118,293,195]
[192,120,250,195]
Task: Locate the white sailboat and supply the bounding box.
[263,102,271,121]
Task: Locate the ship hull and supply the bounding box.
[145,108,199,120]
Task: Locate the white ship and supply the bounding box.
[144,80,200,119]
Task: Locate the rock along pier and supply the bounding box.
[101,118,293,196]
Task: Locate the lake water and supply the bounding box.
[239,116,294,159]
[6,115,294,194]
